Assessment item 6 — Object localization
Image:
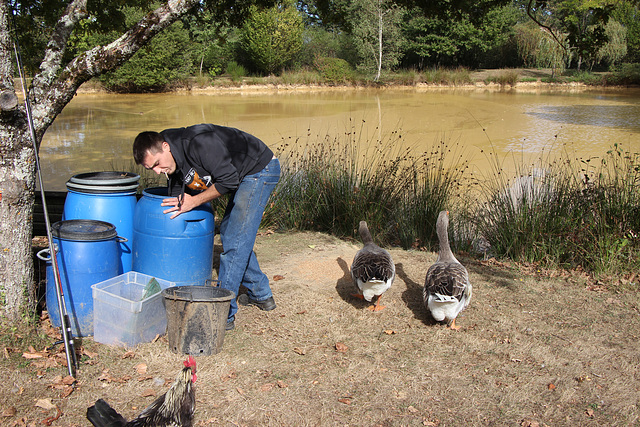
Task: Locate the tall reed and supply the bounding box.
[267,123,467,249]
[471,143,640,273]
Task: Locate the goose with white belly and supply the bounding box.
[350,221,395,311]
[423,210,472,330]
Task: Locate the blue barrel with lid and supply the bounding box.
[39,219,122,337]
[63,171,139,273]
[132,187,215,286]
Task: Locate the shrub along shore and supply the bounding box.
[76,66,640,93]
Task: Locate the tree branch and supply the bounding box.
[30,0,200,140]
[526,0,566,51]
[31,0,88,99]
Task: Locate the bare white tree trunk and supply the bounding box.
[375,3,383,82]
[0,0,200,321]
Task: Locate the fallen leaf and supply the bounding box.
[82,348,98,358]
[97,369,130,383]
[277,380,288,388]
[548,383,556,390]
[22,352,46,359]
[135,363,148,375]
[35,399,56,411]
[236,387,245,395]
[273,275,285,281]
[335,342,348,352]
[1,406,16,417]
[407,405,418,413]
[60,386,74,398]
[260,383,274,392]
[42,407,62,426]
[141,389,155,397]
[293,347,306,355]
[308,245,316,249]
[338,398,351,405]
[296,310,307,315]
[122,350,136,359]
[384,330,397,335]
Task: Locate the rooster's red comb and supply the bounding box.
[183,355,196,370]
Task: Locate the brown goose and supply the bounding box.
[350,221,395,311]
[423,210,472,330]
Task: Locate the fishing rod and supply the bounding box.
[12,37,79,378]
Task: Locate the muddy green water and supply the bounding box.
[41,87,640,191]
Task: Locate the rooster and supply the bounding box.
[87,356,197,427]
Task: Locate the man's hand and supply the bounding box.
[161,185,222,219]
[162,194,196,219]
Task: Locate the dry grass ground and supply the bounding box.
[2,231,640,426]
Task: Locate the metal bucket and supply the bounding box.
[162,285,235,356]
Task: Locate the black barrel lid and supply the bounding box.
[51,219,117,241]
[68,171,140,186]
[66,181,139,193]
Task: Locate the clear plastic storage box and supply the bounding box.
[91,271,176,347]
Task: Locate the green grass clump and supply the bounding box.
[605,63,640,85]
[313,57,356,85]
[471,144,640,274]
[225,61,247,82]
[422,67,473,85]
[265,124,467,249]
[484,70,519,86]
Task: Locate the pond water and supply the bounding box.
[40,87,640,191]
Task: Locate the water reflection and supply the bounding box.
[527,105,640,131]
[41,88,640,191]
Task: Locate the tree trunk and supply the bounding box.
[0,0,201,322]
[375,7,383,81]
[0,125,37,320]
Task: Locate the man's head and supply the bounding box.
[133,131,177,175]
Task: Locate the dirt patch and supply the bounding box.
[2,231,640,426]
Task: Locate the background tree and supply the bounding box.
[240,1,304,74]
[402,4,521,69]
[348,0,406,80]
[526,0,614,70]
[99,20,194,92]
[610,0,639,62]
[595,18,627,67]
[184,11,234,78]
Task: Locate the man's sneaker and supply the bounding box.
[238,294,276,311]
[225,317,235,331]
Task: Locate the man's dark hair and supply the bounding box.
[133,131,165,165]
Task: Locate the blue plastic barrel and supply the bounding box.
[39,220,121,337]
[132,187,215,286]
[63,171,139,273]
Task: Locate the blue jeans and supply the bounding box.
[218,158,280,321]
